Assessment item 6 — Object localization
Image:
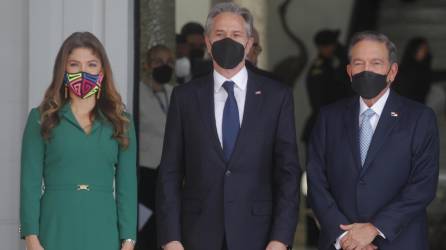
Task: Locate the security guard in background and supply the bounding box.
[302,29,353,247]
[302,29,352,145]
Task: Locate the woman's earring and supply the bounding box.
[64,86,68,99]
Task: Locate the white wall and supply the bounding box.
[0,0,29,248]
[175,0,211,32]
[266,0,354,70]
[0,0,134,249]
[266,0,354,162]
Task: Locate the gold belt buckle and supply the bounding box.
[77,184,90,191]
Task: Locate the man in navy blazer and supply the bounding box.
[308,31,439,250]
[156,3,300,250]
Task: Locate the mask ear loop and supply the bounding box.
[63,72,68,99]
[386,64,394,84]
[96,72,104,100]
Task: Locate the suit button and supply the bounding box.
[225,170,232,176]
[359,180,366,185]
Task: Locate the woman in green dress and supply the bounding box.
[20,32,137,250]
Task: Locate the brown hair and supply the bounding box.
[39,31,130,148]
[146,44,174,65]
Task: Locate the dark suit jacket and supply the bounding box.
[245,60,282,82]
[307,90,439,250]
[156,69,301,250]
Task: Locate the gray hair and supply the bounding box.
[348,31,398,64]
[205,2,254,37]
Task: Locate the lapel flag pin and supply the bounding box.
[390,112,398,117]
[255,90,262,95]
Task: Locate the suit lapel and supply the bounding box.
[228,70,263,167]
[195,74,226,164]
[361,91,402,176]
[343,97,361,174]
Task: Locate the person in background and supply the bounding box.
[394,37,446,120]
[394,37,432,104]
[180,22,206,61]
[246,27,262,67]
[175,34,191,84]
[180,22,213,78]
[302,29,353,149]
[136,44,174,250]
[20,31,137,250]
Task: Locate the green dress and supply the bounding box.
[20,104,137,250]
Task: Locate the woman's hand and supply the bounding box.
[121,240,135,250]
[25,235,44,250]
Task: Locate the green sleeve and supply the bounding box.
[116,115,137,240]
[20,108,45,238]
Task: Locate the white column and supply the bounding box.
[104,0,134,112]
[0,0,29,249]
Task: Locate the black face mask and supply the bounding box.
[152,64,173,84]
[351,71,389,99]
[211,38,245,69]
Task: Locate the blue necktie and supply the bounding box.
[222,81,240,161]
[359,108,375,166]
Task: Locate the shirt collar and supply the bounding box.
[359,88,390,117]
[213,66,248,93]
[59,102,105,127]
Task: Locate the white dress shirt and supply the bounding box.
[358,88,390,130]
[213,67,248,146]
[334,88,390,249]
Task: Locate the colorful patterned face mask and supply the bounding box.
[63,71,104,99]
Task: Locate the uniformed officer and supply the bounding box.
[302,29,353,248]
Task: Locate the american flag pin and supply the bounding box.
[255,90,262,95]
[391,112,399,117]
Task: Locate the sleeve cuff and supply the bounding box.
[119,231,137,242]
[334,231,348,249]
[19,224,39,239]
[376,227,386,239]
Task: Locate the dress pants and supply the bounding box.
[136,167,158,250]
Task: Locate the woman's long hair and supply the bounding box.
[400,37,431,69]
[39,31,130,148]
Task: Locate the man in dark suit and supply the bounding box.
[307,31,439,250]
[156,3,301,250]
